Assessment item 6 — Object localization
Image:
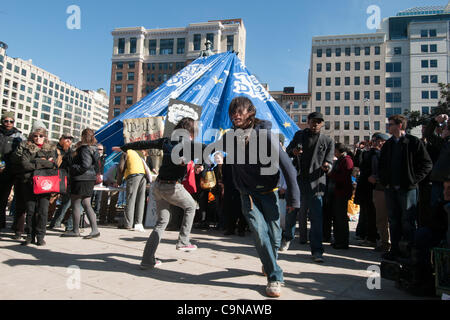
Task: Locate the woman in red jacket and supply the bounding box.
[328,143,354,250]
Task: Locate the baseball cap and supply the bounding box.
[308,112,324,122]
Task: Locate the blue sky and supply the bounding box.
[0,0,447,94]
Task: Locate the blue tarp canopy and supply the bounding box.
[96,52,299,160]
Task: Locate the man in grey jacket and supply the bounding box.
[283,112,334,262]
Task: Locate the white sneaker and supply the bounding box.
[266,281,281,298]
[279,240,291,252]
[134,224,145,232]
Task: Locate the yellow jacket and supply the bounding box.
[123,150,145,180]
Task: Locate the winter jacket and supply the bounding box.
[430,138,450,182]
[286,128,335,197]
[379,134,433,190]
[328,155,354,200]
[70,145,100,182]
[217,120,300,209]
[10,141,57,184]
[0,126,25,171]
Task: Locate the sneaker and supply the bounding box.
[140,260,162,270]
[176,244,198,252]
[36,239,46,246]
[279,240,291,252]
[266,281,281,298]
[313,254,324,263]
[134,224,145,233]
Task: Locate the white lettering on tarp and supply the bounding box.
[167,104,200,125]
[166,63,209,88]
[232,73,274,102]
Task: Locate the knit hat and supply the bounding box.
[31,120,47,133]
[1,111,15,122]
[372,132,390,141]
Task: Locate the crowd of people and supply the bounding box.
[0,100,449,299]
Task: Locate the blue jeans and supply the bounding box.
[51,194,72,229]
[384,188,418,253]
[240,191,283,283]
[284,181,324,256]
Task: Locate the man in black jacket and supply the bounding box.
[0,112,25,229]
[379,115,433,261]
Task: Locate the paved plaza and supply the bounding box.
[0,218,432,300]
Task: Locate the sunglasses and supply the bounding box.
[33,135,45,138]
[98,149,104,151]
[3,120,14,124]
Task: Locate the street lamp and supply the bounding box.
[364,98,371,138]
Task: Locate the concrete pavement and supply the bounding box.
[0,218,432,300]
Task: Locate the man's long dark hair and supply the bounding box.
[174,117,198,138]
[229,97,261,129]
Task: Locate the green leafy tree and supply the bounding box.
[404,83,450,129]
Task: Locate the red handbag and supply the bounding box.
[182,161,197,194]
[33,169,68,195]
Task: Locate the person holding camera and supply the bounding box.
[284,112,334,263]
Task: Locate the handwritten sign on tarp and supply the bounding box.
[123,117,165,172]
[164,99,202,139]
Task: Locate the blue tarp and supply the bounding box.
[96,52,299,159]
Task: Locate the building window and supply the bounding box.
[335,63,341,72]
[130,38,137,54]
[149,40,157,55]
[365,47,370,55]
[326,48,332,57]
[335,92,341,100]
[422,106,430,115]
[177,38,185,54]
[364,76,370,85]
[430,44,437,53]
[375,46,380,55]
[345,47,351,56]
[364,121,370,131]
[354,77,360,86]
[345,77,350,86]
[374,106,380,115]
[430,91,438,99]
[421,44,428,53]
[354,106,360,115]
[430,75,438,83]
[335,121,340,130]
[126,96,133,105]
[302,115,308,123]
[118,38,125,54]
[160,39,174,55]
[317,64,322,72]
[355,62,360,71]
[386,77,401,88]
[354,91,360,100]
[114,97,121,105]
[365,61,370,70]
[345,92,350,100]
[325,92,331,101]
[430,60,438,68]
[325,121,330,130]
[326,63,331,72]
[194,34,201,51]
[355,47,361,56]
[335,106,340,115]
[336,48,341,57]
[429,29,437,37]
[316,92,321,101]
[113,108,121,117]
[374,91,380,100]
[316,107,321,113]
[345,62,351,71]
[386,62,401,72]
[227,35,234,51]
[354,121,360,130]
[374,61,380,70]
[325,106,331,115]
[127,84,134,93]
[421,30,428,38]
[326,77,331,86]
[316,78,322,86]
[394,47,402,55]
[317,49,322,57]
[344,106,350,115]
[344,121,350,130]
[116,72,123,81]
[114,85,122,93]
[128,72,135,81]
[374,76,380,85]
[422,75,429,84]
[386,92,402,103]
